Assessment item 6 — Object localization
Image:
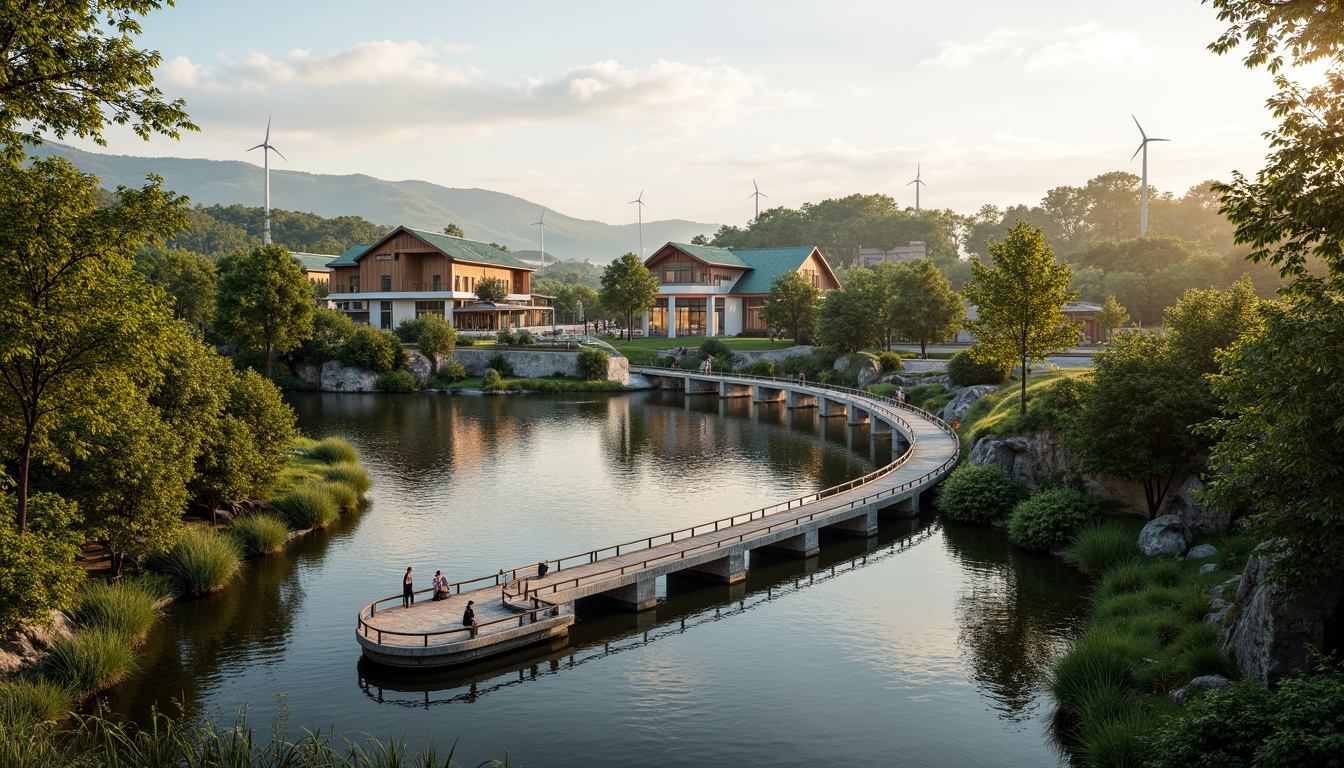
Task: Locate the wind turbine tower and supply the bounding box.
[247,118,286,247]
[532,208,548,276]
[749,179,768,222]
[907,165,926,215]
[628,189,646,256]
[1130,115,1169,236]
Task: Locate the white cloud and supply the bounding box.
[919,23,1149,72]
[160,42,808,143]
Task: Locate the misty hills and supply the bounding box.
[41,142,716,262]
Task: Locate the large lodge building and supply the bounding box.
[326,227,553,331]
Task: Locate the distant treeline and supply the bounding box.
[167,204,393,258]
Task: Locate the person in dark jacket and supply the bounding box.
[402,567,414,608]
[463,600,477,628]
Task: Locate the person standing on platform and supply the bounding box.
[402,567,415,608]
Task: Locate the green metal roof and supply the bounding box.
[665,242,750,268]
[727,246,823,294]
[324,228,532,271]
[290,252,336,272]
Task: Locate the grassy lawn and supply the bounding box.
[957,368,1094,454]
[272,437,336,497]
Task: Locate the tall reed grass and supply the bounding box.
[71,580,162,639]
[1063,522,1141,577]
[318,481,360,513]
[149,527,242,596]
[229,513,291,556]
[322,462,371,496]
[0,679,74,728]
[269,486,340,530]
[42,627,137,694]
[305,437,359,465]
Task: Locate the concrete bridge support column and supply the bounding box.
[818,397,846,418]
[605,578,657,612]
[786,390,816,409]
[720,382,751,399]
[678,552,746,584]
[760,528,820,558]
[753,385,784,403]
[847,407,870,426]
[826,509,879,537]
[870,419,892,439]
[882,494,920,518]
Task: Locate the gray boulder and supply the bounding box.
[1199,563,1220,575]
[1222,541,1344,685]
[832,355,851,374]
[967,431,1073,489]
[937,385,1000,424]
[1206,597,1231,626]
[405,349,434,382]
[1188,544,1219,559]
[0,611,74,676]
[1189,675,1233,692]
[730,345,817,369]
[855,358,882,389]
[1166,475,1233,537]
[1169,688,1189,706]
[319,360,379,392]
[1138,515,1193,557]
[295,361,322,387]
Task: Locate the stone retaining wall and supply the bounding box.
[453,348,628,385]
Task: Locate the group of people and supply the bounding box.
[400,566,477,629]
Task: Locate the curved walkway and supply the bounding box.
[356,370,960,667]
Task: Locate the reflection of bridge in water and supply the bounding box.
[355,371,959,668]
[357,520,941,708]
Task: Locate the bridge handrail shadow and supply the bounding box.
[357,369,960,645]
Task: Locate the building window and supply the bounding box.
[675,297,707,336]
[353,301,363,310]
[380,301,393,330]
[375,253,393,262]
[380,275,391,292]
[432,274,441,291]
[349,276,360,293]
[415,300,445,318]
[661,266,692,285]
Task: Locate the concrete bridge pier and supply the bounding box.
[675,552,746,584]
[786,390,816,409]
[826,508,879,537]
[753,385,786,403]
[759,528,820,558]
[847,407,870,427]
[604,577,657,611]
[881,494,920,518]
[870,419,892,439]
[719,381,752,399]
[818,397,847,418]
[687,377,718,395]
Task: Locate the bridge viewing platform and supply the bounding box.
[356,369,960,668]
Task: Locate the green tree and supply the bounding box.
[600,252,659,340]
[0,494,83,632]
[213,244,314,377]
[0,0,195,163]
[1066,332,1215,517]
[190,369,295,522]
[1095,295,1130,339]
[415,314,457,373]
[886,259,964,358]
[474,276,509,303]
[135,245,216,330]
[337,326,405,373]
[815,282,878,353]
[1163,276,1263,376]
[0,158,185,534]
[443,223,465,237]
[759,271,821,342]
[555,283,601,325]
[293,306,355,365]
[963,220,1080,413]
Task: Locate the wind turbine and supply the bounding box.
[628,189,645,257]
[247,118,286,247]
[749,179,768,222]
[906,164,926,215]
[531,208,548,276]
[1130,115,1169,236]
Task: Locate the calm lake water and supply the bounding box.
[101,391,1089,767]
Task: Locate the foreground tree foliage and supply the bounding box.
[886,258,964,358]
[600,252,659,340]
[0,158,186,533]
[213,245,314,378]
[134,246,216,331]
[759,270,820,342]
[0,0,196,162]
[0,494,83,632]
[962,221,1079,413]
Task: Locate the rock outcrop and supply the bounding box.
[319,360,380,392]
[729,345,817,368]
[0,612,74,676]
[1137,515,1192,557]
[937,385,1000,424]
[1167,475,1233,537]
[967,431,1073,488]
[855,358,882,389]
[1222,541,1344,686]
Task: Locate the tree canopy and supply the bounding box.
[886,258,964,358]
[474,276,509,304]
[213,245,314,377]
[759,271,820,343]
[600,253,659,340]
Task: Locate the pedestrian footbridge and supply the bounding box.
[355,369,960,668]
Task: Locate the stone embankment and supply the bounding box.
[294,348,629,392]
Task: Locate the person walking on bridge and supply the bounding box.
[402,567,415,608]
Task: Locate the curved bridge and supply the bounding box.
[356,369,960,668]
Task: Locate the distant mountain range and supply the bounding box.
[42,143,717,262]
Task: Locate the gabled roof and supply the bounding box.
[290,252,336,272]
[664,242,751,268]
[325,227,532,271]
[728,247,827,294]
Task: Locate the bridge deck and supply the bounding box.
[358,370,959,662]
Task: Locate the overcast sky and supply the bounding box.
[64,0,1292,227]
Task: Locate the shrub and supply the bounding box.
[937,464,1028,524]
[393,316,428,344]
[428,359,468,387]
[948,350,1010,386]
[72,581,161,639]
[699,338,730,359]
[457,335,475,346]
[376,369,421,393]
[514,330,534,345]
[495,329,516,346]
[337,326,404,373]
[878,351,904,373]
[743,359,776,377]
[1007,488,1099,551]
[482,368,506,391]
[318,481,360,513]
[322,462,372,495]
[1048,628,1144,713]
[269,486,341,530]
[148,528,242,597]
[577,348,610,381]
[0,493,84,634]
[487,352,515,377]
[0,679,74,728]
[304,436,358,464]
[43,627,137,693]
[228,513,290,556]
[1062,522,1139,576]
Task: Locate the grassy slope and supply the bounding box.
[956,368,1094,455]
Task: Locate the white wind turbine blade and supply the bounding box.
[1132,114,1147,141]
